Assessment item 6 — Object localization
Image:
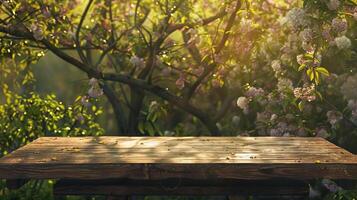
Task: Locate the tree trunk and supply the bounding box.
[102,83,127,135]
[128,87,145,135]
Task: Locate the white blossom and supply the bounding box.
[87,78,103,98]
[341,74,357,99]
[277,78,293,92]
[326,0,340,10]
[237,97,249,114]
[334,36,351,50]
[232,116,240,126]
[296,54,306,65]
[164,130,175,136]
[299,28,313,42]
[89,78,98,86]
[302,42,314,52]
[88,87,103,98]
[326,110,343,127]
[130,55,145,68]
[271,60,281,72]
[270,114,278,121]
[216,123,222,130]
[285,8,308,29]
[245,87,264,98]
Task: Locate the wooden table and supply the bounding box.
[1,136,357,199]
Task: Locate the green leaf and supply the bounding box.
[298,101,304,111]
[307,68,314,81]
[316,91,323,100]
[138,121,145,134]
[314,72,320,85]
[315,67,330,76]
[298,64,306,71]
[303,53,313,60]
[147,123,155,136]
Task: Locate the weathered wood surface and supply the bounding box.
[0,137,356,180]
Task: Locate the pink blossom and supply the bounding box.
[175,75,185,90]
[81,96,91,107]
[331,17,347,32]
[322,179,342,192]
[211,79,221,88]
[293,85,316,102]
[88,87,103,98]
[245,87,264,98]
[30,24,44,41]
[41,7,51,18]
[193,67,204,76]
[161,68,171,76]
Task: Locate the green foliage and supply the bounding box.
[324,190,357,200]
[0,91,104,199]
[0,92,104,156]
[139,100,168,136]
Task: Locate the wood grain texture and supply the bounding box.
[0,137,356,180]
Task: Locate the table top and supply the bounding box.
[1,136,357,180]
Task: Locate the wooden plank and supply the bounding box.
[0,153,350,164]
[0,137,356,180]
[1,163,357,180]
[53,178,309,196]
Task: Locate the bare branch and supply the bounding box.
[75,0,94,65]
[166,8,227,34]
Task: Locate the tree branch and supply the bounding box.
[184,0,242,100]
[166,8,227,34]
[102,73,220,135]
[75,0,94,65]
